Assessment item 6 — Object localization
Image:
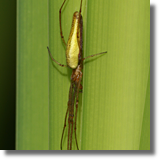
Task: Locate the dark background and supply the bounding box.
[0,0,16,150]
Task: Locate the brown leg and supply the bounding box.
[70,122,73,150]
[83,51,107,61]
[79,0,83,14]
[67,83,75,150]
[59,0,67,46]
[47,47,67,67]
[74,74,82,150]
[74,100,79,150]
[60,107,69,150]
[67,119,70,150]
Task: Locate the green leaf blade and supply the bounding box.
[17,0,150,150]
[81,0,150,150]
[17,0,49,150]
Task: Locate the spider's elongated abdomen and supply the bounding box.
[66,11,80,69]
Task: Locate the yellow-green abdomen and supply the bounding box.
[66,12,80,69]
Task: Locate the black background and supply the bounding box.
[0,0,16,150]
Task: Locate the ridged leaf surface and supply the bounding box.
[17,0,150,150]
